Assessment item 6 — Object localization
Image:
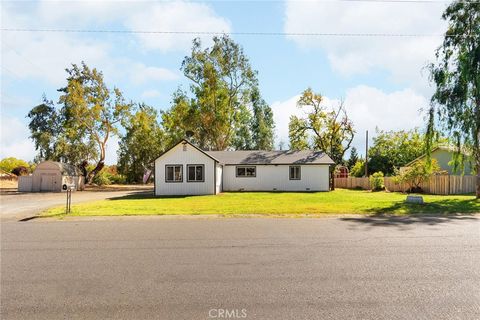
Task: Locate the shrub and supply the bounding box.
[92,170,111,186]
[350,160,365,177]
[11,166,29,176]
[369,172,385,191]
[0,157,29,173]
[109,174,127,184]
[395,159,441,193]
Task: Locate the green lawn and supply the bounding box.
[41,189,479,217]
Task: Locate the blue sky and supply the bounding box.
[1,0,449,163]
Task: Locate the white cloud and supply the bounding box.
[270,85,429,152]
[2,32,110,87]
[125,1,231,52]
[104,135,119,165]
[0,115,36,161]
[284,1,447,88]
[1,0,228,86]
[130,64,179,85]
[0,112,121,165]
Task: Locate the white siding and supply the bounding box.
[155,143,216,195]
[18,176,33,192]
[222,165,330,192]
[215,164,223,194]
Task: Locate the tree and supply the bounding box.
[396,159,441,193]
[427,1,480,198]
[27,96,61,162]
[347,147,359,170]
[250,88,275,150]
[0,157,29,173]
[27,63,132,182]
[368,129,427,176]
[288,88,355,163]
[350,160,365,178]
[288,116,310,150]
[118,104,165,183]
[169,35,271,150]
[232,104,254,150]
[161,89,197,148]
[58,62,132,182]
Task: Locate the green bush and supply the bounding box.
[0,157,30,173]
[395,159,440,193]
[92,170,111,186]
[369,172,385,191]
[350,160,366,177]
[109,174,127,184]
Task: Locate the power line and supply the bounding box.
[2,42,47,74]
[2,0,476,3]
[1,28,464,37]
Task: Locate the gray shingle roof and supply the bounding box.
[206,150,334,165]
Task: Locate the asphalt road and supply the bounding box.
[1,216,479,320]
[0,189,151,221]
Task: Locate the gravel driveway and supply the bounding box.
[0,188,152,221]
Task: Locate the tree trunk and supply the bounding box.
[330,166,335,191]
[86,161,105,184]
[86,140,106,184]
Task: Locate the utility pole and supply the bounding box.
[365,130,369,177]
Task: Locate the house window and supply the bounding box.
[187,165,204,182]
[289,166,301,180]
[165,165,183,182]
[236,166,256,177]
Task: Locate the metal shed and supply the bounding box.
[18,161,85,192]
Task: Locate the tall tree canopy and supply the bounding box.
[118,104,165,183]
[250,87,275,150]
[28,62,132,182]
[27,96,62,162]
[28,97,97,166]
[346,146,359,170]
[427,0,480,198]
[288,88,354,164]
[163,35,275,150]
[368,129,427,176]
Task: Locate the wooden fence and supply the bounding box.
[334,175,476,195]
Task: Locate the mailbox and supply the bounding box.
[62,183,76,191]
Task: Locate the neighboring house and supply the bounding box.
[18,161,85,192]
[402,146,473,175]
[335,165,349,178]
[154,139,334,196]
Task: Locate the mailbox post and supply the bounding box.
[63,183,75,214]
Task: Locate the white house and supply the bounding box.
[154,139,334,196]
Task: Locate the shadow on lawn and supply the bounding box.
[106,191,190,201]
[365,198,480,215]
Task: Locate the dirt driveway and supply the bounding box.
[0,187,153,221]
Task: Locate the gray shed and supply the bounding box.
[18,161,85,192]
